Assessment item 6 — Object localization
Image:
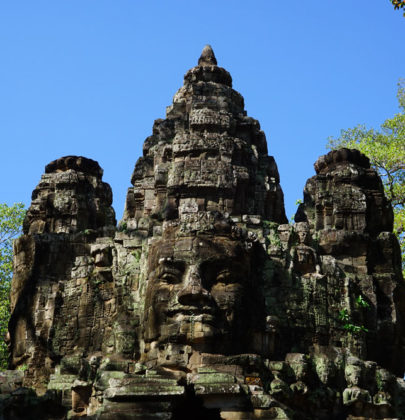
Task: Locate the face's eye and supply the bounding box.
[156,263,184,284]
[216,269,233,284]
[159,272,182,284]
[200,261,243,289]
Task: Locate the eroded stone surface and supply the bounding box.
[4,47,405,419]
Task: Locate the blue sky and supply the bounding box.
[1,1,404,220]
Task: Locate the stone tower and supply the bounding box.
[4,46,405,419]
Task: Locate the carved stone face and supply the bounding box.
[345,364,362,387]
[295,222,310,245]
[142,230,257,358]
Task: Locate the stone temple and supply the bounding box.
[2,46,405,419]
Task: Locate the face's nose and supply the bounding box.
[177,265,211,306]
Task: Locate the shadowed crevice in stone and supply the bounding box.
[172,385,222,420]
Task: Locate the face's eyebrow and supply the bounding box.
[158,256,173,264]
[201,256,241,267]
[157,258,185,272]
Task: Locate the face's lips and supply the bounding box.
[167,306,215,317]
[167,306,215,316]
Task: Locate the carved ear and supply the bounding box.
[162,201,178,220]
[213,218,232,235]
[143,306,159,343]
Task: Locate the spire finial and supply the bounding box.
[198,45,217,66]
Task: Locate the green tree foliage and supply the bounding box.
[0,203,25,370]
[391,0,405,16]
[327,81,405,276]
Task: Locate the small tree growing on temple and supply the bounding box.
[0,203,25,369]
